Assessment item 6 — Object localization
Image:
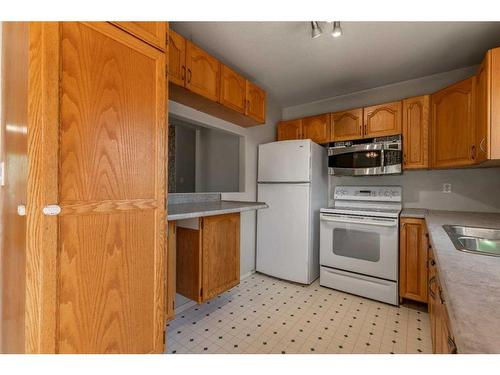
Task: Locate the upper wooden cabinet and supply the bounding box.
[302,114,330,144]
[246,81,266,123]
[431,77,476,168]
[277,119,303,141]
[185,40,220,102]
[402,96,430,169]
[363,101,402,138]
[219,64,246,113]
[331,108,364,141]
[168,29,186,86]
[168,29,266,127]
[399,218,428,304]
[112,22,167,51]
[475,47,500,162]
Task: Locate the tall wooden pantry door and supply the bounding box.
[30,22,167,353]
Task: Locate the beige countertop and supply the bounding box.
[403,209,500,353]
[167,200,268,221]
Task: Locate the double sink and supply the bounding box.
[444,225,500,257]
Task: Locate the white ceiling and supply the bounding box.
[171,22,500,108]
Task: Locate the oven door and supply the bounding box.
[320,213,398,281]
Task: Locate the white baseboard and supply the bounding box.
[240,270,256,281]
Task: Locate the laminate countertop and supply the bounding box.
[402,209,500,353]
[167,200,268,221]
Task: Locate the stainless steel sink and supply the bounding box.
[443,225,500,257]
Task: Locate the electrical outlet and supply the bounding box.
[443,183,451,193]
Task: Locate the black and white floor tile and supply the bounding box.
[166,273,431,354]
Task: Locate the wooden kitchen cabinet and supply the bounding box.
[166,221,177,322]
[431,77,476,168]
[0,22,167,354]
[301,114,331,144]
[186,40,220,101]
[330,108,364,141]
[402,96,430,169]
[363,101,402,138]
[475,47,500,162]
[168,29,266,127]
[277,119,303,141]
[428,247,457,354]
[399,218,428,303]
[219,64,246,113]
[168,29,186,86]
[176,213,240,303]
[112,22,167,51]
[245,81,266,123]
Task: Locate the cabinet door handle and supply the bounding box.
[479,137,487,153]
[181,66,186,81]
[448,336,457,354]
[187,68,192,84]
[428,258,435,267]
[438,288,445,304]
[471,145,476,160]
[428,276,437,299]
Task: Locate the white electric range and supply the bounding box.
[319,186,402,305]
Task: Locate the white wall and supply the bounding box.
[169,99,281,277]
[331,168,500,213]
[283,66,478,120]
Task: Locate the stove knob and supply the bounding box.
[384,191,390,197]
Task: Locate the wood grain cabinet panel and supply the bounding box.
[402,96,429,169]
[186,40,220,102]
[112,22,167,51]
[330,108,364,141]
[219,64,246,113]
[431,77,476,168]
[245,81,266,124]
[166,221,177,322]
[176,214,240,304]
[363,101,402,138]
[301,114,330,144]
[202,213,240,300]
[399,218,428,303]
[277,119,303,141]
[475,47,500,162]
[168,29,186,86]
[57,22,167,354]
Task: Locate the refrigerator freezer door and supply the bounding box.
[257,183,311,284]
[258,140,311,183]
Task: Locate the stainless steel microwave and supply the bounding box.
[328,135,402,176]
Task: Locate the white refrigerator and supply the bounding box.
[256,139,327,284]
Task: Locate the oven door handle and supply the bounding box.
[320,214,398,227]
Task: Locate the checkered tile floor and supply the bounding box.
[166,273,431,354]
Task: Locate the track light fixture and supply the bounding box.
[311,21,323,39]
[310,21,343,39]
[332,21,343,38]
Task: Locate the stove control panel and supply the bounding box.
[334,186,402,202]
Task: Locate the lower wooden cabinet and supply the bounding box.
[176,213,240,303]
[399,218,428,303]
[428,247,457,354]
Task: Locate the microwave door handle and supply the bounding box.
[381,148,385,172]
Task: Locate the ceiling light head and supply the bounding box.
[311,21,323,39]
[331,21,342,38]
